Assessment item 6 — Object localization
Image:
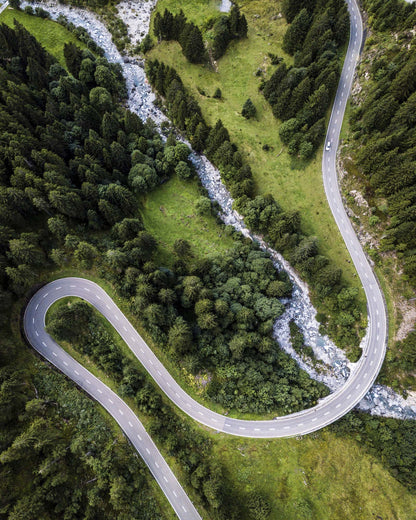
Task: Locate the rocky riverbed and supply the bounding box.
[23,0,416,420]
[117,0,157,46]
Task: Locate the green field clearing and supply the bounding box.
[45,297,416,520]
[152,0,223,26]
[148,0,366,312]
[0,7,87,65]
[141,175,236,265]
[215,430,416,520]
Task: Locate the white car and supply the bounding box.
[325,141,331,151]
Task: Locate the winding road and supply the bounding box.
[23,0,388,519]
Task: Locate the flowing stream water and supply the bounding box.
[23,0,416,419]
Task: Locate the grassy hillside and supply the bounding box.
[216,430,416,520]
[148,0,366,312]
[0,7,87,65]
[140,175,235,265]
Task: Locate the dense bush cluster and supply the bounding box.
[261,0,349,158]
[146,58,364,358]
[348,11,416,288]
[128,243,328,414]
[153,5,247,63]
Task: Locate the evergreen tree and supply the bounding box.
[191,121,209,151]
[229,5,248,38]
[211,16,231,60]
[160,9,174,39]
[26,57,48,90]
[282,8,311,55]
[63,42,83,78]
[205,119,230,156]
[153,11,162,40]
[242,98,256,119]
[182,24,205,63]
[229,5,241,35]
[172,9,187,39]
[289,76,312,116]
[101,112,120,141]
[213,88,222,99]
[238,13,248,38]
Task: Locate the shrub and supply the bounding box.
[195,196,212,215]
[175,161,193,180]
[213,88,222,99]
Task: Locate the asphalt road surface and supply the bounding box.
[23,0,387,518]
[0,1,9,15]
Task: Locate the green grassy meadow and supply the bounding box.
[0,7,87,65]
[152,0,223,27]
[148,0,366,311]
[215,430,416,520]
[141,175,236,265]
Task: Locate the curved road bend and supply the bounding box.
[23,0,387,518]
[0,1,9,15]
[322,0,388,414]
[24,281,202,520]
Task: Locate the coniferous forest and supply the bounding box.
[348,0,416,288]
[261,0,349,159]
